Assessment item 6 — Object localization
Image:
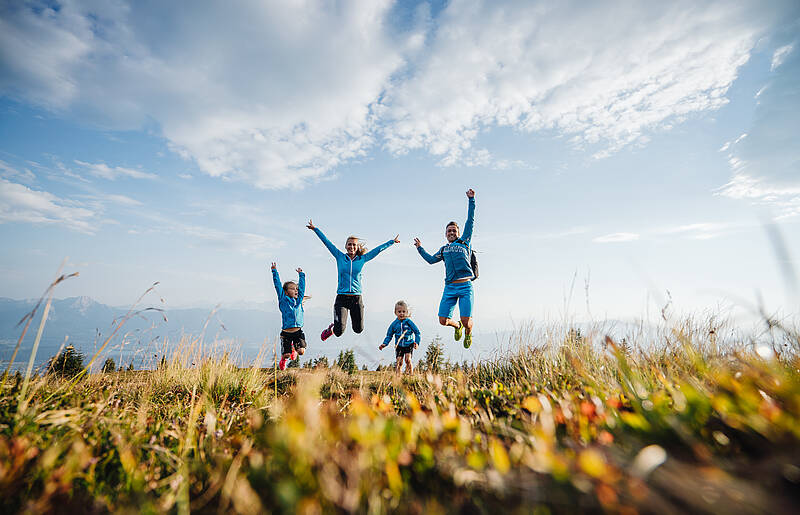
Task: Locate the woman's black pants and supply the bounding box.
[333,294,364,336]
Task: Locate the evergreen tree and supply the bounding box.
[47,345,85,378]
[102,358,116,374]
[313,356,329,369]
[288,357,300,368]
[422,336,445,373]
[336,349,357,374]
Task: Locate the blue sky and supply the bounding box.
[1,0,799,358]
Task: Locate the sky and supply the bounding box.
[1,0,799,359]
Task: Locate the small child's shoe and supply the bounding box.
[279,357,287,370]
[290,347,298,361]
[321,323,334,341]
[463,333,472,349]
[454,321,463,341]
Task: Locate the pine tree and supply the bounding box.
[336,349,357,374]
[47,345,85,378]
[101,358,116,373]
[422,336,445,373]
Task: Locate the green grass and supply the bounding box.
[1,320,800,514]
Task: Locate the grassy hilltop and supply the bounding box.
[1,320,799,514]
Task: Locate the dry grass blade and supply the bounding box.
[1,267,79,389]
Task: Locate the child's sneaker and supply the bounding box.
[453,321,463,341]
[279,357,287,370]
[320,323,334,341]
[463,333,472,349]
[290,346,298,361]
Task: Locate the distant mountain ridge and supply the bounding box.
[0,296,331,370]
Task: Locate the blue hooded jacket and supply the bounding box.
[417,196,475,284]
[272,269,305,330]
[313,228,395,294]
[382,318,421,348]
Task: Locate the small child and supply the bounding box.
[271,262,306,370]
[379,300,421,374]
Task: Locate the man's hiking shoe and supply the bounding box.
[463,333,472,349]
[290,347,298,361]
[454,321,463,341]
[279,357,287,370]
[321,323,334,341]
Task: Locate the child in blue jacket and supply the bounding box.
[414,188,476,348]
[307,219,398,340]
[270,262,306,370]
[379,300,421,374]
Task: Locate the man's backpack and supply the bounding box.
[457,239,479,281]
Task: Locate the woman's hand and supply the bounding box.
[296,267,303,274]
[306,219,316,230]
[270,262,277,270]
[379,344,386,350]
[466,188,475,198]
[413,238,422,248]
[393,234,400,243]
[414,343,418,349]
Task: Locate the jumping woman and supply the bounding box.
[414,188,476,348]
[307,220,399,340]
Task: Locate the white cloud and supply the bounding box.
[593,232,639,243]
[0,160,36,183]
[658,222,732,240]
[717,39,800,218]
[0,1,790,185]
[380,0,776,165]
[0,178,97,233]
[0,0,409,189]
[79,192,142,207]
[771,44,794,71]
[74,160,156,180]
[181,225,284,257]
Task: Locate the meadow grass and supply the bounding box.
[1,314,799,514]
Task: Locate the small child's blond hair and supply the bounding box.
[395,300,408,310]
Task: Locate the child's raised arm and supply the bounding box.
[270,262,283,299]
[297,267,306,299]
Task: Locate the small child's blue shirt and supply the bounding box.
[272,269,305,330]
[382,318,421,348]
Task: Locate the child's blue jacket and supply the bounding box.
[272,269,305,330]
[417,196,475,284]
[313,228,395,294]
[382,318,421,348]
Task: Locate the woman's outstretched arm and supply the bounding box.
[307,219,343,258]
[363,234,399,262]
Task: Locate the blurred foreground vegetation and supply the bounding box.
[1,319,799,514]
